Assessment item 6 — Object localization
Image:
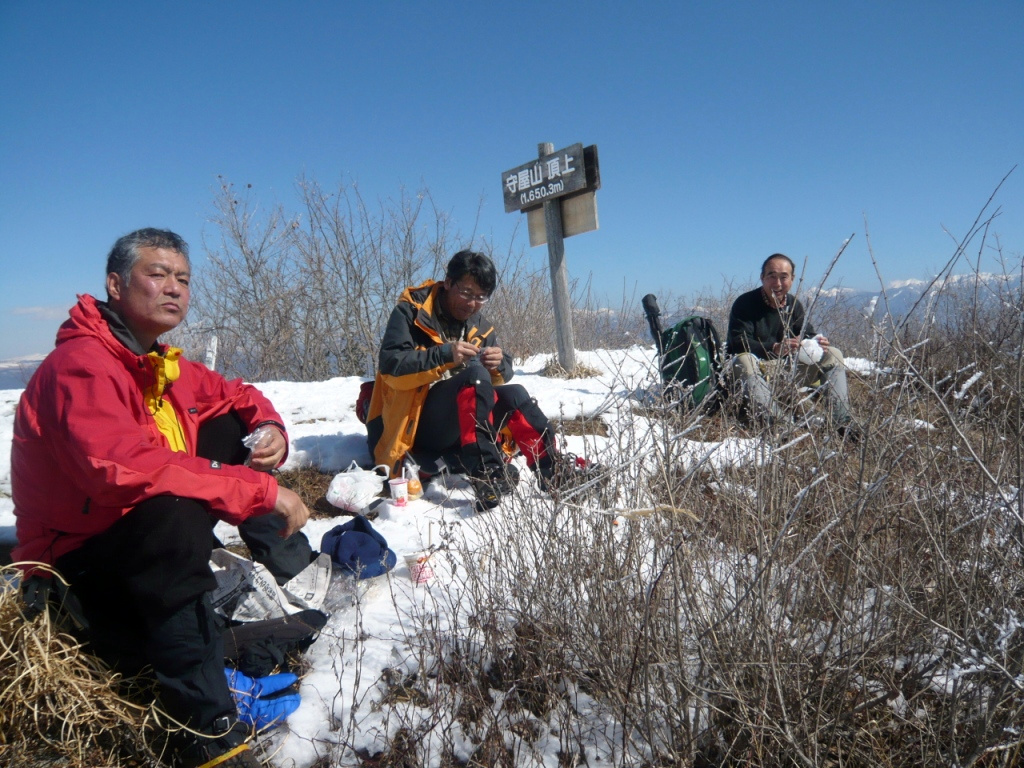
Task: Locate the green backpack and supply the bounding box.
[642,294,724,410]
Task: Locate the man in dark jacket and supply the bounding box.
[12,228,312,768]
[365,250,594,511]
[727,253,858,436]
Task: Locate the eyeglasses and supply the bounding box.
[452,284,491,304]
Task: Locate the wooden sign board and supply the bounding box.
[527,190,599,246]
[502,143,588,213]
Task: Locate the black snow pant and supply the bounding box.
[54,412,313,732]
[413,361,556,477]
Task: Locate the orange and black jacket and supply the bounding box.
[365,280,513,476]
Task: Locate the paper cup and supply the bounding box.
[404,551,435,586]
[388,478,409,506]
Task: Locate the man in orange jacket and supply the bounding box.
[365,250,599,511]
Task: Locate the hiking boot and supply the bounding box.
[836,421,863,443]
[470,476,501,512]
[469,464,519,513]
[175,719,257,768]
[500,463,521,491]
[537,453,605,499]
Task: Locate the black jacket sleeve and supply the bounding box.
[727,291,776,358]
[378,302,453,380]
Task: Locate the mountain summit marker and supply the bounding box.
[501,142,600,372]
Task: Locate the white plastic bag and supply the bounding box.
[798,335,825,365]
[325,462,390,513]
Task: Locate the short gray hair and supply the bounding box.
[106,228,190,291]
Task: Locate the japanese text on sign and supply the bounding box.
[501,143,588,212]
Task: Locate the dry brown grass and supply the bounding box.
[276,467,343,518]
[550,414,609,437]
[538,357,603,380]
[0,566,163,767]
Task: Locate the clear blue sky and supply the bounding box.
[1,1,1021,360]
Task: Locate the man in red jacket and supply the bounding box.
[12,228,310,768]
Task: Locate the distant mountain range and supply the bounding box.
[3,274,1018,390]
[809,272,1020,325]
[0,354,45,390]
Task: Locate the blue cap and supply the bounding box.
[320,515,397,579]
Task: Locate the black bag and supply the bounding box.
[642,294,724,410]
[222,609,328,678]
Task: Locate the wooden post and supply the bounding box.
[540,142,576,372]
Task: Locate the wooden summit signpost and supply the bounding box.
[501,142,600,372]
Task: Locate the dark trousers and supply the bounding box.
[414,362,556,476]
[55,412,312,731]
[56,500,233,730]
[197,413,313,585]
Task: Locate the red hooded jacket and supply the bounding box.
[11,295,285,568]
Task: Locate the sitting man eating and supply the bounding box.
[365,249,598,510]
[726,252,859,439]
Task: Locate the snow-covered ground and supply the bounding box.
[0,347,881,766]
